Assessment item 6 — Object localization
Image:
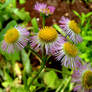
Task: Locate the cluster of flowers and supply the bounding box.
[1,2,92,92]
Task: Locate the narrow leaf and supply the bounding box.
[19,0,26,4]
[31,18,39,33]
[21,49,32,74]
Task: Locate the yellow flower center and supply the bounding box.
[42,8,50,15]
[69,20,81,34]
[4,28,19,44]
[82,70,92,89]
[38,26,58,43]
[64,42,78,57]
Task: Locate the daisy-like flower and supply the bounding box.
[59,17,82,44]
[34,2,55,16]
[1,26,29,53]
[72,63,92,92]
[51,39,81,68]
[30,26,62,54]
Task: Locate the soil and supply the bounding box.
[17,0,92,27]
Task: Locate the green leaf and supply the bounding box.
[12,0,16,8]
[0,88,3,92]
[29,85,36,92]
[83,36,92,41]
[19,0,26,4]
[43,71,60,89]
[8,51,20,61]
[0,22,2,29]
[81,13,86,25]
[27,75,38,86]
[77,41,87,52]
[88,31,92,35]
[5,72,12,81]
[0,0,11,9]
[79,53,89,62]
[31,18,39,33]
[73,10,81,18]
[13,8,31,22]
[62,66,71,78]
[11,86,25,92]
[2,81,10,88]
[86,12,92,17]
[21,49,32,74]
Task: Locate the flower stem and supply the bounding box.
[28,56,47,88]
[61,77,71,92]
[46,68,72,76]
[23,70,29,91]
[53,24,72,42]
[53,24,66,37]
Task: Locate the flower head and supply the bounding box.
[59,17,82,44]
[34,2,55,16]
[1,26,29,53]
[72,63,92,92]
[30,26,62,54]
[51,39,81,68]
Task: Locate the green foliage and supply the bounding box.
[43,71,61,89]
[31,18,39,33]
[13,8,31,22]
[73,11,92,26]
[0,0,30,30]
[73,10,92,62]
[21,50,32,74]
[62,66,72,78]
[2,71,13,88]
[10,87,25,92]
[19,0,26,4]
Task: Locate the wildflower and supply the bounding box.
[72,63,92,92]
[59,17,82,43]
[34,2,55,16]
[1,26,29,53]
[51,39,81,68]
[30,26,62,54]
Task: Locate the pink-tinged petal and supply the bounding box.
[1,26,29,53]
[72,63,92,92]
[1,41,7,51]
[7,45,14,53]
[74,85,81,91]
[34,2,55,16]
[59,16,82,43]
[47,6,55,14]
[34,2,47,12]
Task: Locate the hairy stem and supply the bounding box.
[28,56,47,89]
